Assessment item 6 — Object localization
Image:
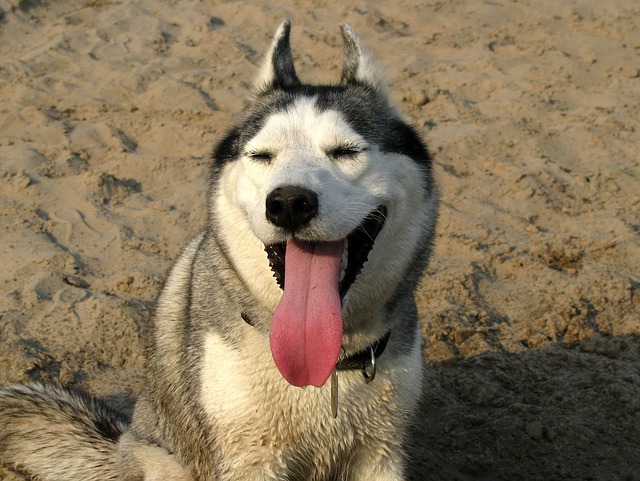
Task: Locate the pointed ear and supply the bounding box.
[339,23,388,95]
[254,20,300,93]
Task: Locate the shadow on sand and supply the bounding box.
[407,334,640,481]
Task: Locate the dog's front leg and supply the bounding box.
[348,449,406,481]
[117,430,193,481]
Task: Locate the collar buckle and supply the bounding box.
[335,332,390,383]
[361,346,376,383]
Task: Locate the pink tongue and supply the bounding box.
[270,238,344,387]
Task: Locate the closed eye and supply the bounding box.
[246,151,273,162]
[327,145,367,160]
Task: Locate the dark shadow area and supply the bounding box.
[407,335,640,481]
[102,392,136,421]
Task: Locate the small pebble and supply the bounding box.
[15,171,31,189]
[616,66,639,78]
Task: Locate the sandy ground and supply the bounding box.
[1,0,639,480]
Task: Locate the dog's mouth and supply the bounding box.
[265,206,387,299]
[266,206,386,388]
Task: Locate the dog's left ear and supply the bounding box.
[339,23,388,96]
[254,20,300,93]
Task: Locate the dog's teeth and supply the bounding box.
[341,239,349,271]
[339,239,348,285]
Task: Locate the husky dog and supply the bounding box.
[0,21,438,481]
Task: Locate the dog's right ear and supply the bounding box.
[254,20,300,94]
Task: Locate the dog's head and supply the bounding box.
[210,21,437,387]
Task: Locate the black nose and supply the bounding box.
[266,185,319,231]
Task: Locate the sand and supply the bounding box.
[0,0,639,479]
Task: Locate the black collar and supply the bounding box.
[335,331,391,373]
[241,311,391,381]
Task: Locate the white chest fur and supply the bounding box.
[199,328,422,480]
